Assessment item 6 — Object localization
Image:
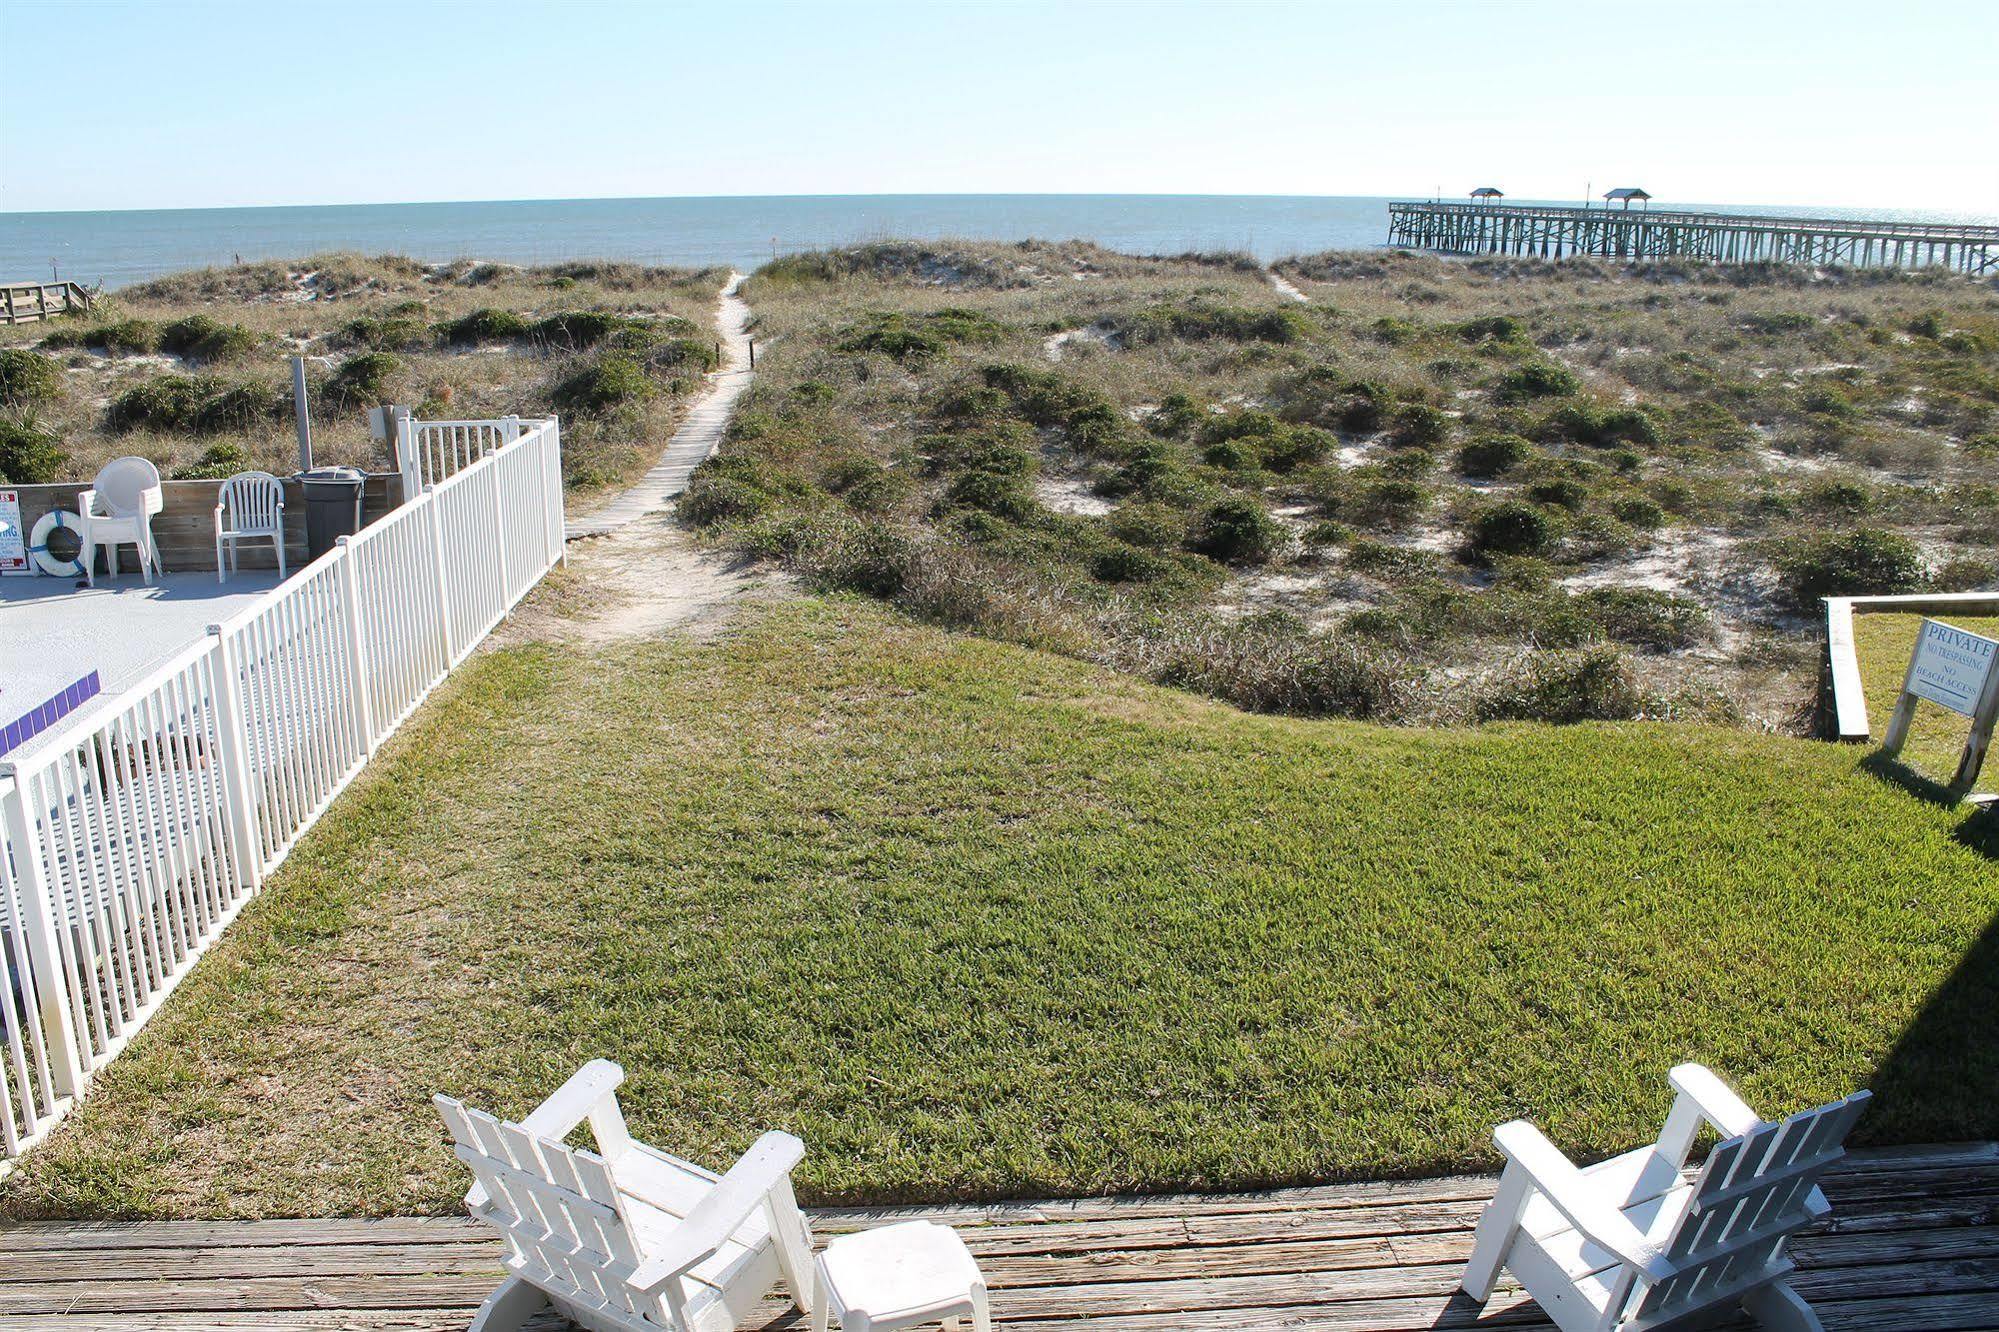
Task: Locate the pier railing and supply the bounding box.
[1387,203,1999,274]
[0,416,564,1170]
[1,281,96,325]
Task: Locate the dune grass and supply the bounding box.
[1854,610,1999,781]
[2,597,1994,1221]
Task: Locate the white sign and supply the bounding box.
[0,490,26,575]
[1907,619,1997,716]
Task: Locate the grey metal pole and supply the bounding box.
[291,356,313,472]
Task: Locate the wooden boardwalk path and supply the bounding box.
[565,271,753,541]
[4,1143,1995,1330]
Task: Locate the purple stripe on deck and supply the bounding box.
[0,670,102,757]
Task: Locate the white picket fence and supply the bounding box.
[0,416,564,1170]
[397,416,517,494]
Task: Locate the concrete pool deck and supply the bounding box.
[1,568,282,758]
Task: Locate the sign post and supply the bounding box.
[1881,618,1999,798]
[0,489,26,575]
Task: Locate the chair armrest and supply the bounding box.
[520,1059,625,1141]
[77,489,100,518]
[1668,1063,1762,1138]
[627,1131,806,1293]
[1494,1121,1674,1281]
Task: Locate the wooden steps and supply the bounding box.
[4,1144,1996,1329]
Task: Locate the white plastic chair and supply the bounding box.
[436,1060,816,1332]
[78,455,165,586]
[1460,1064,1870,1332]
[213,471,286,583]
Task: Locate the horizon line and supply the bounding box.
[6,190,1994,222]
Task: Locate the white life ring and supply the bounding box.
[29,509,87,578]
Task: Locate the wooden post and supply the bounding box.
[1878,642,1925,760]
[1951,657,1999,797]
[290,357,314,472]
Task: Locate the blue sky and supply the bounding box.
[3,0,1994,215]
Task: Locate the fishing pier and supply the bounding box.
[1387,202,1999,274]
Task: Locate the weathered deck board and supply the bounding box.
[4,1145,1996,1330]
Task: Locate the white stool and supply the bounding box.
[811,1220,990,1332]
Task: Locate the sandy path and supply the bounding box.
[566,271,754,538]
[495,513,787,648]
[1265,270,1309,303]
[497,273,787,647]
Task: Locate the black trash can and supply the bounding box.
[299,466,366,560]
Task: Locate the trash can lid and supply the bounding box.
[299,466,366,482]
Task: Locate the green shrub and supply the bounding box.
[1303,519,1351,547]
[1495,361,1580,401]
[1345,539,1439,578]
[644,338,722,375]
[1114,302,1310,345]
[530,311,631,349]
[1744,311,1814,334]
[1935,557,1997,592]
[841,309,1005,361]
[340,316,430,351]
[1137,615,1405,718]
[1389,403,1450,447]
[170,440,252,480]
[1774,528,1928,604]
[193,383,283,433]
[1091,543,1170,583]
[1453,314,1525,343]
[681,475,772,526]
[1186,496,1283,564]
[1105,501,1186,550]
[1339,476,1432,529]
[821,521,918,597]
[107,374,218,431]
[1803,478,1871,513]
[0,348,62,406]
[1535,402,1659,447]
[1610,495,1666,529]
[325,352,401,406]
[438,308,529,345]
[1458,433,1531,477]
[44,319,158,355]
[553,351,654,414]
[1526,477,1590,511]
[1573,586,1707,651]
[0,418,66,483]
[1470,501,1562,558]
[1475,646,1643,723]
[158,314,258,362]
[943,469,1037,521]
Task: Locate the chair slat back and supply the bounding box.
[436,1094,654,1325]
[221,472,284,533]
[1633,1090,1869,1321]
[96,456,161,515]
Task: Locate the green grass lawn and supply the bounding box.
[3,598,1995,1220]
[1854,611,1999,783]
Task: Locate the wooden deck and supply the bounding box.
[5,1143,1996,1330]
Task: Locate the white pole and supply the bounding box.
[0,769,85,1097]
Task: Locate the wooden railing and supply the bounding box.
[1,282,97,325]
[0,417,564,1170]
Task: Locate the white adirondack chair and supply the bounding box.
[435,1060,816,1332]
[213,471,287,583]
[77,455,165,585]
[1461,1064,1869,1332]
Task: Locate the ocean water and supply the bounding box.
[2,194,1991,290]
